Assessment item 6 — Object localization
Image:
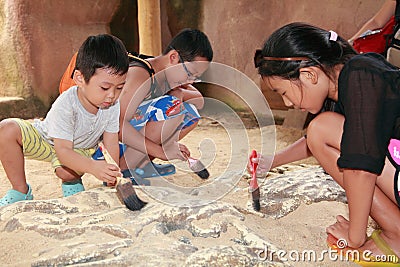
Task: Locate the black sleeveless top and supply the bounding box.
[335,53,400,174]
[128,53,167,100]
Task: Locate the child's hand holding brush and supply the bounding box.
[248,153,273,177]
[98,142,146,211]
[93,160,120,187]
[181,150,210,179]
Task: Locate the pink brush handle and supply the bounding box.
[249,150,259,189]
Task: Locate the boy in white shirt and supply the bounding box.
[0,34,129,205]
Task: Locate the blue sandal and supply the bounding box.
[120,161,175,186]
[62,179,85,197]
[0,183,33,206]
[133,161,176,178]
[121,170,150,186]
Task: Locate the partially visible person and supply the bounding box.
[348,0,396,45]
[0,34,129,206]
[252,22,399,259]
[59,52,78,94]
[118,28,213,180]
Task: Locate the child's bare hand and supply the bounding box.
[168,87,184,101]
[91,160,121,184]
[163,141,188,161]
[247,153,272,176]
[178,143,190,159]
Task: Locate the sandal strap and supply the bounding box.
[370,230,398,257]
[136,161,175,178]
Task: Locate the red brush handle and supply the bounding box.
[249,150,259,189]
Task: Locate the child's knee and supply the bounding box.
[307,112,334,138]
[0,119,21,142]
[55,166,81,182]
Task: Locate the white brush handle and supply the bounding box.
[98,142,124,186]
[98,142,117,166]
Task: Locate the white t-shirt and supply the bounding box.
[33,86,120,149]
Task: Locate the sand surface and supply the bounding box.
[0,118,357,266]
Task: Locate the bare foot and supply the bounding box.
[326,215,353,246]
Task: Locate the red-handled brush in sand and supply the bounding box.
[249,150,261,211]
[99,142,146,211]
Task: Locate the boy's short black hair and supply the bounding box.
[163,28,213,62]
[76,34,129,83]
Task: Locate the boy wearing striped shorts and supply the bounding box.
[0,34,129,206]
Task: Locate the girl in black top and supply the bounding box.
[253,22,400,258]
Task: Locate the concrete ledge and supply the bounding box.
[0,96,48,120]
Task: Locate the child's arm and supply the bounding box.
[348,0,396,44]
[249,136,312,174]
[168,84,204,109]
[53,138,120,184]
[102,132,120,166]
[271,136,311,168]
[119,67,186,161]
[119,67,163,158]
[327,169,376,248]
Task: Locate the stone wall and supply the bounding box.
[0,0,121,119]
[0,0,388,118]
[201,0,387,109]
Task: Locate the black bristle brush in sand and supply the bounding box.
[99,142,146,211]
[183,151,210,179]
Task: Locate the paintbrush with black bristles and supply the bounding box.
[182,151,210,179]
[99,142,146,211]
[249,149,261,211]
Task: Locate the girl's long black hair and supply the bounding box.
[255,22,357,81]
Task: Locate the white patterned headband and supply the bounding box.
[329,30,338,41]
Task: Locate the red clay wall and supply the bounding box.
[0,0,388,117]
[0,0,120,108]
[201,0,387,109]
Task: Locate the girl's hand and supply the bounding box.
[247,153,273,176]
[90,160,121,184]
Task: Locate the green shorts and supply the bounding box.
[13,118,95,174]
